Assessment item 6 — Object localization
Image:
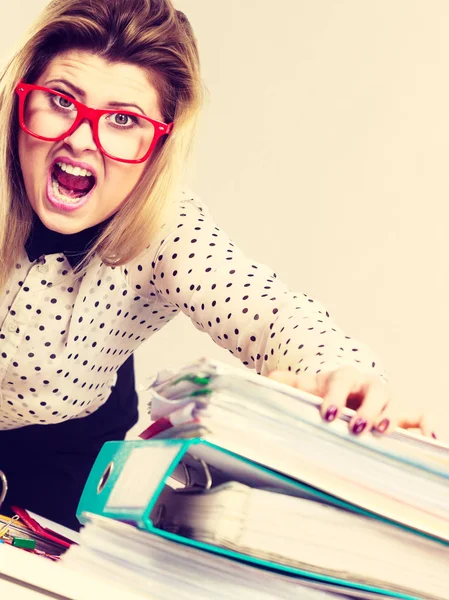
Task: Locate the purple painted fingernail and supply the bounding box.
[352,418,367,435]
[377,419,390,433]
[431,432,437,440]
[324,405,338,422]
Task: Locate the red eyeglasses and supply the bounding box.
[15,81,173,164]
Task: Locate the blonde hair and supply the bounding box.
[0,0,202,289]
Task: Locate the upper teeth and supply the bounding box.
[56,162,93,178]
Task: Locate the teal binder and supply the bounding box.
[77,439,442,600]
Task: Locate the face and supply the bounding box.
[18,50,163,234]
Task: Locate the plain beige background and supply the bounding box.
[3,1,449,437]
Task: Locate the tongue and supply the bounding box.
[54,165,92,192]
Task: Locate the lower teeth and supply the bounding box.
[51,177,86,204]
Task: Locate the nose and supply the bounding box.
[63,118,98,155]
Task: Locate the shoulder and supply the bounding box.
[163,188,210,226]
[120,188,212,295]
[152,187,218,252]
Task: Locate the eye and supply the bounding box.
[52,94,75,110]
[114,113,133,126]
[58,96,73,108]
[103,112,141,131]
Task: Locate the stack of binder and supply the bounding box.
[66,359,449,599]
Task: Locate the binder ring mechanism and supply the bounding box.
[154,457,213,529]
[97,462,114,494]
[0,469,7,512]
[180,457,212,492]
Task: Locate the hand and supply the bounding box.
[267,366,437,438]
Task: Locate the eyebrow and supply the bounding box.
[45,78,147,115]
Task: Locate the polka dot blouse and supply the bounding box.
[0,190,385,430]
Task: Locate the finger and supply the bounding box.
[373,404,399,435]
[320,367,363,424]
[348,378,389,435]
[388,403,432,436]
[415,413,438,440]
[373,396,418,435]
[376,404,439,439]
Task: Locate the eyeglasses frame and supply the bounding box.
[14,81,173,164]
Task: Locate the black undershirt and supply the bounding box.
[25,211,111,267]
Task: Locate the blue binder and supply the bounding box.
[77,438,442,600]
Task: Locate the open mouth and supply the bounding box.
[50,161,96,205]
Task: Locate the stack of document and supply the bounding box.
[65,513,357,599]
[69,358,449,599]
[141,358,449,541]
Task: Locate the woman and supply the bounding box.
[0,0,431,530]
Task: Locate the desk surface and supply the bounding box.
[0,542,147,599]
